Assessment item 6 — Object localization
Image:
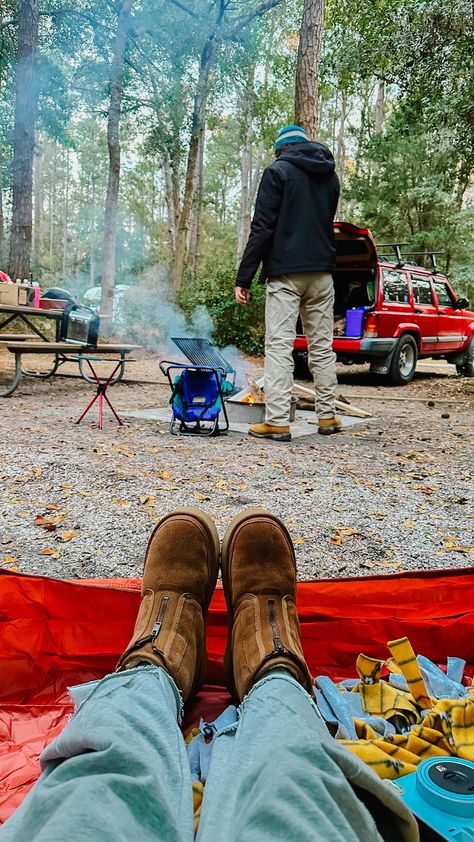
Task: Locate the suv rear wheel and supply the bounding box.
[456,336,474,377]
[387,335,418,385]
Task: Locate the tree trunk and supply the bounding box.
[355,81,371,177]
[62,148,69,280]
[172,35,217,291]
[0,185,4,268]
[100,0,132,324]
[188,129,205,277]
[335,89,347,217]
[163,157,178,257]
[236,67,265,262]
[372,80,385,177]
[49,141,57,269]
[8,0,40,280]
[374,79,385,134]
[294,0,326,138]
[33,137,42,271]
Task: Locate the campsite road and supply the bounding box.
[0,350,472,581]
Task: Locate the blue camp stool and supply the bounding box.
[160,362,231,436]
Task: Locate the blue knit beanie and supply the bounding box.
[274,124,308,151]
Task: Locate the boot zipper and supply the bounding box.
[151,595,170,646]
[267,599,289,655]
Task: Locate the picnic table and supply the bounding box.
[0,303,140,396]
[0,342,140,397]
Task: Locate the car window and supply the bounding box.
[411,276,433,305]
[433,280,455,307]
[383,270,410,303]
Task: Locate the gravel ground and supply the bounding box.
[0,349,473,581]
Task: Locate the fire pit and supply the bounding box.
[225,375,297,423]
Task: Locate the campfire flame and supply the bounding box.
[242,393,256,405]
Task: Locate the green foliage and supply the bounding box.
[178,253,266,356]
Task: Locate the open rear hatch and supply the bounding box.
[333,222,378,338]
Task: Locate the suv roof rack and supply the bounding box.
[377,243,409,267]
[376,243,444,273]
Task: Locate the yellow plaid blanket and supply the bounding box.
[339,636,474,778]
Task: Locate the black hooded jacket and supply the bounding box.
[236,141,340,289]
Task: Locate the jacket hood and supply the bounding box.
[277,141,335,178]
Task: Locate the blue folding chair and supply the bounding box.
[160,361,231,436]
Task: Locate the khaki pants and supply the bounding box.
[264,272,337,424]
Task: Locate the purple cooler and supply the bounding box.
[345,307,366,337]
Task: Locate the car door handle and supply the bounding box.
[414,308,424,314]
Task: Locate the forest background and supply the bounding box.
[0,0,473,354]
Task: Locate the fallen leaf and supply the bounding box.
[155,470,175,481]
[18,511,31,518]
[139,494,156,506]
[45,503,60,511]
[34,515,57,531]
[404,520,414,529]
[40,548,61,558]
[330,528,364,546]
[2,555,18,564]
[33,467,43,478]
[77,489,96,497]
[58,530,77,542]
[111,445,135,458]
[294,537,305,545]
[444,544,474,554]
[414,486,435,495]
[193,491,210,501]
[112,498,131,508]
[1,537,12,545]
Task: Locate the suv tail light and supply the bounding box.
[363,314,378,338]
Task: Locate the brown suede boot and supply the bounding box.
[221,508,313,701]
[116,508,219,702]
[248,423,291,442]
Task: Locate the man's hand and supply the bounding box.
[235,287,250,305]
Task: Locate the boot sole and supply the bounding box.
[248,431,291,442]
[318,426,341,436]
[144,507,220,697]
[220,508,296,699]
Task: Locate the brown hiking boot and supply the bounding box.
[116,508,220,702]
[318,415,342,436]
[248,423,291,442]
[221,508,313,701]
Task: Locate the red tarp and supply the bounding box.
[1,566,474,823]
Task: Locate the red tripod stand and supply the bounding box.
[76,356,131,429]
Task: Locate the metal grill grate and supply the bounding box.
[171,337,235,376]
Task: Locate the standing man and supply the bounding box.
[235,124,340,442]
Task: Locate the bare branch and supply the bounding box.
[167,0,201,20]
[226,0,283,35]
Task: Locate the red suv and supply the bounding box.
[293,222,474,384]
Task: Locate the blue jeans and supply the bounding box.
[0,668,417,842]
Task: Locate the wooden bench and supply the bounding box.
[0,342,141,397]
[0,334,37,342]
